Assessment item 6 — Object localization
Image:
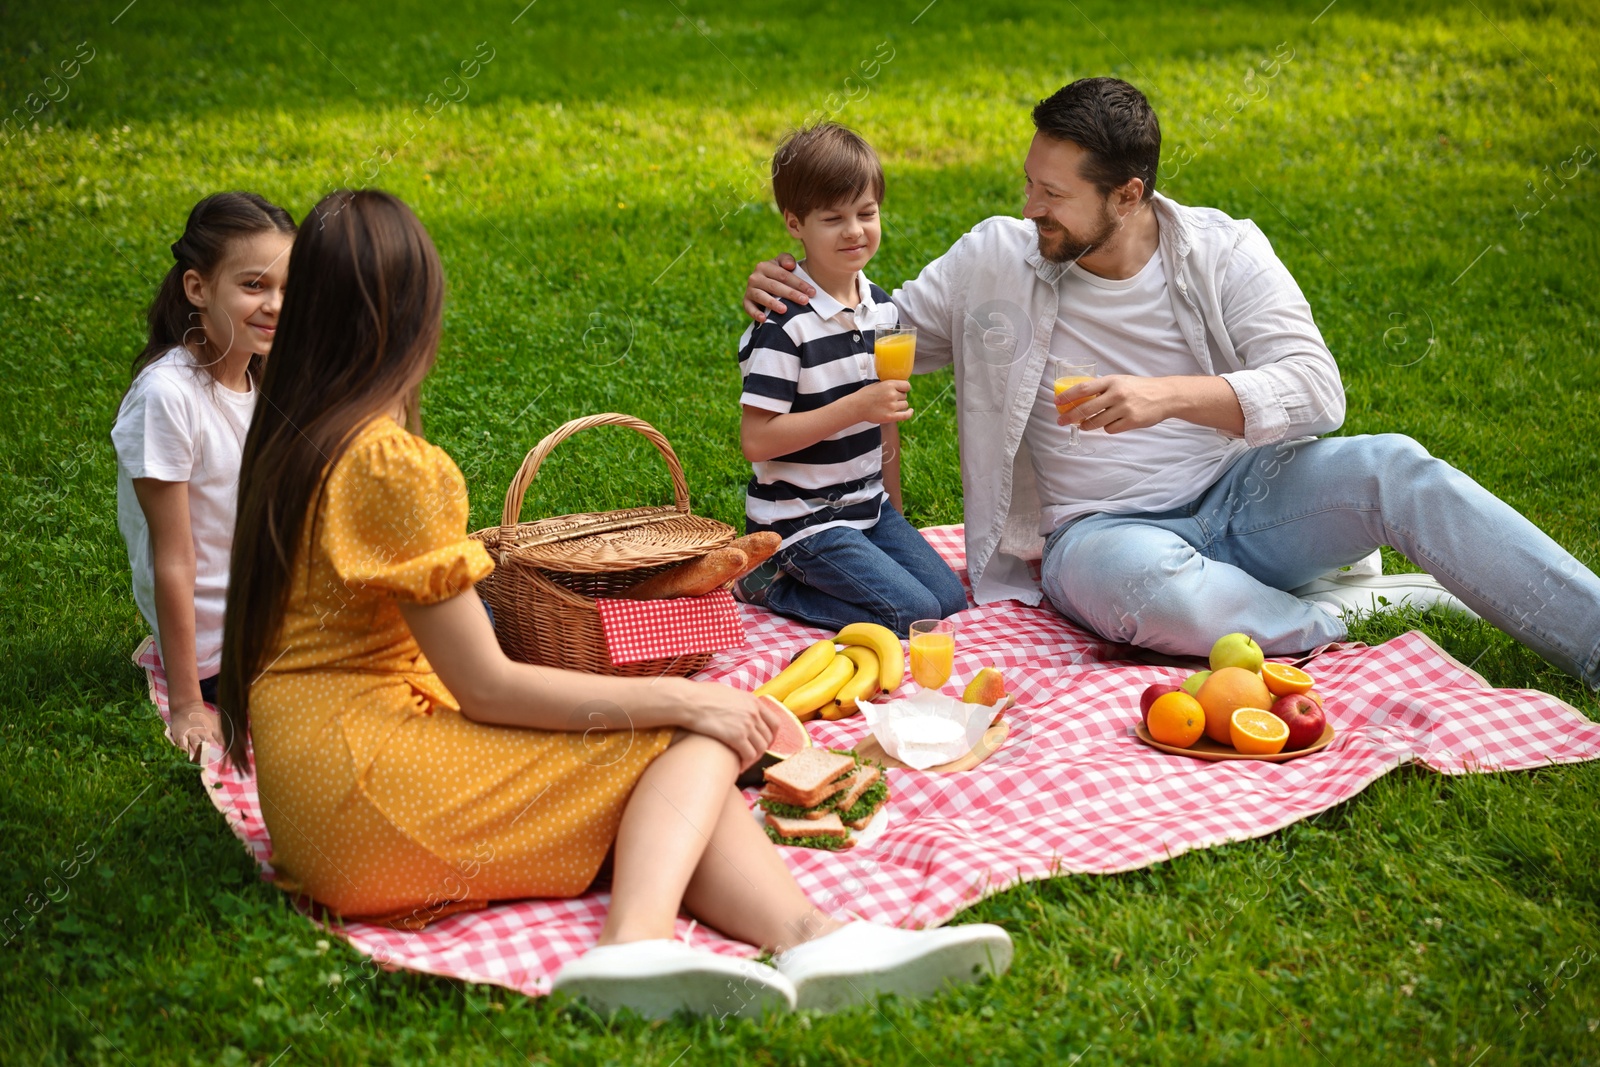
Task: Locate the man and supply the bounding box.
[743,78,1599,688]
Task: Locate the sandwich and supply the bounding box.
[760,748,855,819]
[831,761,888,831]
[764,811,853,850]
[759,748,891,848]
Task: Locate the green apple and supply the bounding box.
[1180,670,1212,697]
[1209,632,1264,674]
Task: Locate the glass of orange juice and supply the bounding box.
[874,324,917,381]
[908,618,956,690]
[1049,356,1097,456]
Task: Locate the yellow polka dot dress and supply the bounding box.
[249,418,673,928]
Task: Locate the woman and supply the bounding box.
[217,189,1011,1018]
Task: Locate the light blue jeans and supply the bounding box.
[1040,434,1600,689]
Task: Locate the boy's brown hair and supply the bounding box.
[771,123,885,222]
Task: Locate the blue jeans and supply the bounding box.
[1040,433,1600,688]
[763,504,968,636]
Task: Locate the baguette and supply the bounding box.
[726,532,781,576]
[623,547,748,600]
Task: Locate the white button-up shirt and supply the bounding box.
[893,193,1346,606]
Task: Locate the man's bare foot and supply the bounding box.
[167,702,223,762]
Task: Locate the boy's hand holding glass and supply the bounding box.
[853,379,914,425]
[873,324,917,381]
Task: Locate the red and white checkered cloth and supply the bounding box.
[593,589,746,664]
[136,524,1600,997]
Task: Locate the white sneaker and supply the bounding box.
[1293,572,1479,620]
[551,939,795,1020]
[1318,548,1384,580]
[773,921,1013,1012]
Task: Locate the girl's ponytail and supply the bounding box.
[134,192,297,382]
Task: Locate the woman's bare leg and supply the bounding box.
[599,732,740,945]
[681,786,844,953]
[599,731,842,951]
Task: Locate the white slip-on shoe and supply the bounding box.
[773,921,1013,1012]
[551,939,795,1020]
[1316,548,1384,580]
[1293,572,1479,620]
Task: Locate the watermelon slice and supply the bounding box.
[736,698,813,787]
[764,700,813,758]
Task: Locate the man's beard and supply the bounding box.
[1034,205,1120,263]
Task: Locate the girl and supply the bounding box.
[112,192,296,760]
[217,189,1010,1018]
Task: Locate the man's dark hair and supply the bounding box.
[1032,78,1160,202]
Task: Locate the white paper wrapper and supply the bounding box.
[859,689,1006,770]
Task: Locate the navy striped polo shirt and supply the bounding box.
[738,265,898,548]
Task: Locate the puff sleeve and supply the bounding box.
[319,425,494,604]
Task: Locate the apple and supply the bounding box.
[1269,692,1326,751]
[1140,683,1184,723]
[1180,670,1212,698]
[1210,632,1265,673]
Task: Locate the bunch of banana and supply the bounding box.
[829,646,880,720]
[751,622,905,721]
[835,622,904,691]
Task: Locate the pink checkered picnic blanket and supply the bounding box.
[137,524,1600,997]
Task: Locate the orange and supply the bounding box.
[1230,708,1289,755]
[1196,667,1274,745]
[1262,662,1315,696]
[1146,691,1205,748]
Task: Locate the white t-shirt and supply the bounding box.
[1027,250,1251,533]
[112,348,257,676]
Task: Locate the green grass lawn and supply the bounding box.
[4,0,1599,1062]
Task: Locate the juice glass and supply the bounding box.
[874,325,917,381]
[1049,356,1097,456]
[908,618,956,690]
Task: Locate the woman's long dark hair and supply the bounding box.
[217,190,445,766]
[136,192,297,382]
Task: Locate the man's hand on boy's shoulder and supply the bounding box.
[744,252,811,323]
[850,379,913,426]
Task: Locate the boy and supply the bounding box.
[734,123,966,635]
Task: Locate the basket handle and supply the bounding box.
[500,413,693,542]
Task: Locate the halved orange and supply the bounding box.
[1230,708,1289,755]
[1261,662,1315,696]
[1147,691,1205,748]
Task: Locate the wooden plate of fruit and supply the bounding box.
[1131,637,1336,762]
[1133,720,1335,763]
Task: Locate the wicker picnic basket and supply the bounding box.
[469,413,737,677]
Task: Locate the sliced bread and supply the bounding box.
[829,763,880,815]
[765,810,850,842]
[761,748,855,809]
